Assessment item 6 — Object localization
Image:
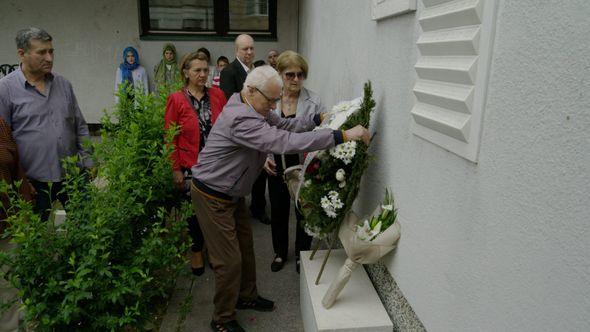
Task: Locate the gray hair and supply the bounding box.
[243,65,283,94]
[16,27,52,52]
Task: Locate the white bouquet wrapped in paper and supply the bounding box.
[322,189,401,309]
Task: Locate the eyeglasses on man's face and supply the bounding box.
[284,71,305,80]
[255,87,281,104]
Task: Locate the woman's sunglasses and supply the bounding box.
[284,71,306,80]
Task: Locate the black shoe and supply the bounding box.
[236,296,275,312]
[270,255,285,272]
[253,213,271,225]
[210,320,245,332]
[295,257,300,274]
[191,266,205,276]
[191,251,205,276]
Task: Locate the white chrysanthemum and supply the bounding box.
[304,225,322,237]
[332,198,343,209]
[321,197,331,209]
[304,179,312,188]
[330,141,357,165]
[335,169,346,182]
[320,190,344,218]
[338,181,346,188]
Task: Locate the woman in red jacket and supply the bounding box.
[165,51,227,275]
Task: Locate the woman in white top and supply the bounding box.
[115,46,149,102]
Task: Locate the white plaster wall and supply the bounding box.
[0,0,138,123]
[299,0,590,331]
[0,0,298,123]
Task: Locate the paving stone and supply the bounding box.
[161,203,304,332]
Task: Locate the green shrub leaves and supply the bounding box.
[0,85,189,331]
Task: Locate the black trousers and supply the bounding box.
[179,192,204,253]
[186,213,204,253]
[249,171,267,217]
[30,180,68,222]
[181,171,204,253]
[267,173,312,260]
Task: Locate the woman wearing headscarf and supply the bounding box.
[115,46,149,102]
[154,43,182,92]
[0,117,33,331]
[164,51,227,275]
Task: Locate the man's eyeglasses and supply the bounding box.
[255,87,281,104]
[284,71,305,80]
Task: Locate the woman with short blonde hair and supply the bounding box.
[265,50,324,273]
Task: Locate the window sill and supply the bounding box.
[140,33,277,42]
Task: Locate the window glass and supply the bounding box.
[148,0,215,31]
[139,0,275,38]
[229,0,269,31]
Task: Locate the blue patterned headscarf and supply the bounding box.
[119,46,140,84]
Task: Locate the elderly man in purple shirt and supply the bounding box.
[0,27,92,221]
[191,65,369,332]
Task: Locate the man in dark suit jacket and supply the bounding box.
[220,34,271,225]
[220,34,255,100]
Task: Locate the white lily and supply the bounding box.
[368,221,382,241]
[355,220,372,241]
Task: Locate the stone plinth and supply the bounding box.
[300,249,393,332]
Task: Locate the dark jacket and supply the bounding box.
[219,59,248,100]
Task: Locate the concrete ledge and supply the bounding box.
[300,249,393,332]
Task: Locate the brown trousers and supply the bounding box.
[190,184,258,323]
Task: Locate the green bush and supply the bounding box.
[0,84,189,331]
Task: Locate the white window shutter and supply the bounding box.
[411,0,499,162]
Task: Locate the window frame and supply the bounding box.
[138,0,277,40]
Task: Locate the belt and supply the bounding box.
[192,178,238,203]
